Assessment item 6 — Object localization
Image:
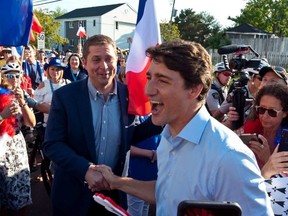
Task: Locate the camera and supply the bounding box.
[218,45,264,129]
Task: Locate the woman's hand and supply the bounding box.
[261,145,288,179]
[0,103,19,119]
[249,134,271,164]
[13,86,25,105]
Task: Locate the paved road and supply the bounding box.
[28,158,52,216]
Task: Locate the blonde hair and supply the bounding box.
[46,66,64,82]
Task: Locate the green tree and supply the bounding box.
[51,7,67,18]
[206,31,231,49]
[173,9,222,48]
[32,9,68,49]
[160,23,181,42]
[229,0,288,37]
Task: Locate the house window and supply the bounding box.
[93,20,96,27]
[69,21,73,29]
[79,20,86,28]
[69,39,74,47]
[115,21,118,30]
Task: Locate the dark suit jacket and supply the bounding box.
[43,78,135,215]
[63,67,88,82]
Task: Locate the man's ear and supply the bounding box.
[189,84,203,100]
[82,58,87,69]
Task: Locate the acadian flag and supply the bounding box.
[0,0,33,46]
[126,0,161,116]
[76,26,87,38]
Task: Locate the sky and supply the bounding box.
[36,0,248,28]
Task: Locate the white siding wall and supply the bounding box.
[86,17,101,37]
[56,3,137,50]
[103,4,137,49]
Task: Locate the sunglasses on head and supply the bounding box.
[255,105,282,117]
[221,71,232,77]
[273,66,286,73]
[5,74,20,79]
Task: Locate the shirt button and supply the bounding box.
[103,137,105,140]
[100,152,103,155]
[103,121,106,124]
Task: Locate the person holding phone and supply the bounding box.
[243,84,288,177]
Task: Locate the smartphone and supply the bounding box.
[278,129,288,152]
[177,200,242,216]
[239,133,259,145]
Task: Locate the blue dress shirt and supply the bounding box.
[156,106,273,216]
[87,78,121,170]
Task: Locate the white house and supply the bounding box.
[55,3,137,51]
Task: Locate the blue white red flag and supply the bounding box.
[126,0,161,116]
[0,0,33,46]
[76,26,87,38]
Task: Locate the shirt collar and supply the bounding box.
[162,105,210,145]
[87,78,118,100]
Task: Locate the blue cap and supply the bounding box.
[44,57,65,71]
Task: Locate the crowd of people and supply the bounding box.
[0,35,288,216]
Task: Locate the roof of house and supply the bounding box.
[226,23,270,34]
[56,3,125,19]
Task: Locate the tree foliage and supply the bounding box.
[229,0,288,37]
[172,9,225,48]
[160,23,181,42]
[32,8,68,49]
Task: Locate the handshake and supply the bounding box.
[84,164,120,192]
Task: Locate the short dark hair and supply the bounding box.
[82,35,117,60]
[146,39,212,102]
[255,84,288,112]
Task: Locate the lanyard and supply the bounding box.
[71,69,80,81]
[49,80,54,93]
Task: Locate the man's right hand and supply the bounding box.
[96,165,120,190]
[85,164,111,192]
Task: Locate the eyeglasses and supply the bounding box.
[272,66,287,83]
[221,71,232,77]
[255,105,282,117]
[273,66,286,73]
[5,74,20,79]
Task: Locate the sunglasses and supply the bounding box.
[221,71,232,77]
[255,105,282,117]
[273,66,286,73]
[5,74,20,79]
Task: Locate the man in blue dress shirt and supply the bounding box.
[97,39,273,216]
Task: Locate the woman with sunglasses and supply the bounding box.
[0,63,36,215]
[206,62,232,117]
[63,53,87,82]
[243,84,288,176]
